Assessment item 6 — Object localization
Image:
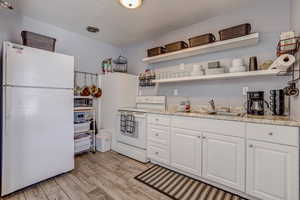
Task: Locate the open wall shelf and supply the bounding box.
[152,70,282,84]
[142,33,260,64]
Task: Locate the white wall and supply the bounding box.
[125,0,290,75]
[17,17,122,73]
[0,12,121,74]
[291,0,300,33]
[124,0,299,119]
[0,10,21,50]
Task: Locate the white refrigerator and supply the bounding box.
[1,42,74,196]
[98,73,137,151]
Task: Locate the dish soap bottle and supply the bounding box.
[185,100,191,113]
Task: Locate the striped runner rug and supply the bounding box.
[135,165,248,200]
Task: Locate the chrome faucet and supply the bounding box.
[208,99,216,113]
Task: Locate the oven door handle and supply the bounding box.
[133,114,146,118]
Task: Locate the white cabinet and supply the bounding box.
[202,132,245,191]
[148,146,170,165]
[147,114,299,200]
[147,116,171,165]
[170,128,202,175]
[148,125,170,147]
[246,140,299,200]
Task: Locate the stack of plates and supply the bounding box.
[206,67,225,75]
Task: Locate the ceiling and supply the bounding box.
[15,0,253,47]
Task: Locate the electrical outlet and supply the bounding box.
[173,89,179,96]
[243,87,249,95]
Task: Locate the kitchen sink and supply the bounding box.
[176,111,242,117]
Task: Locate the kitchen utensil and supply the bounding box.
[80,73,91,96]
[219,23,251,41]
[90,75,102,98]
[93,88,102,98]
[165,41,188,53]
[249,56,258,71]
[269,89,285,116]
[188,33,216,48]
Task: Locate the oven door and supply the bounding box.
[116,112,146,149]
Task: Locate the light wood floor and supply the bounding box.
[2,151,171,200]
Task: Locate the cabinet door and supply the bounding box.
[202,133,245,191]
[246,140,299,200]
[171,128,201,175]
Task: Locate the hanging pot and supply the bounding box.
[93,88,102,98]
[80,73,91,96]
[90,75,102,98]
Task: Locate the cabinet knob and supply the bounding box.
[249,144,254,148]
[155,152,159,155]
[268,132,273,136]
[202,136,206,139]
[155,133,159,137]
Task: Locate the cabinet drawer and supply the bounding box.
[148,114,170,126]
[148,125,170,148]
[172,116,245,138]
[247,123,299,147]
[148,146,170,165]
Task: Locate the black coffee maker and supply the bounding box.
[247,91,269,115]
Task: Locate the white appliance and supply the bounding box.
[1,42,74,196]
[117,96,166,163]
[98,73,138,151]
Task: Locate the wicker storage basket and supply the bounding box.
[165,41,188,53]
[189,33,216,47]
[21,31,56,52]
[219,24,251,41]
[147,47,166,57]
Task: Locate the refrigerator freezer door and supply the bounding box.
[4,42,74,88]
[1,87,74,196]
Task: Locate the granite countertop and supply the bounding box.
[118,107,300,127]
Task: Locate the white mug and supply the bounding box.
[232,58,244,67]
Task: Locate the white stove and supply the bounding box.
[116,96,166,163]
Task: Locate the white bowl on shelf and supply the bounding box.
[229,65,247,73]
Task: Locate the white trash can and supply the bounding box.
[96,129,111,152]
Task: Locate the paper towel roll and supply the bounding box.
[268,54,296,71]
